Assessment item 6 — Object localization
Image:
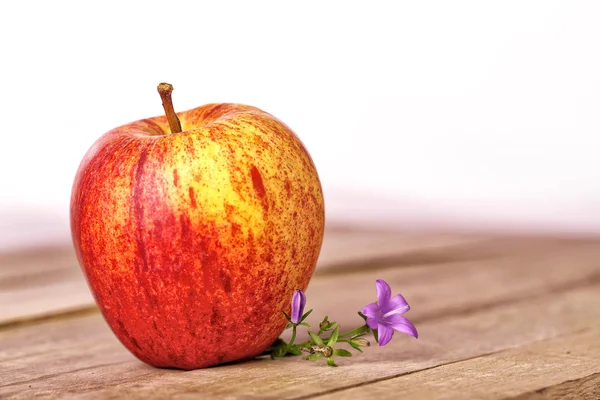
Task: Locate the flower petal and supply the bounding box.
[386,294,410,314]
[365,316,378,330]
[362,301,380,330]
[377,324,394,346]
[361,302,379,318]
[290,289,306,324]
[389,315,419,338]
[375,279,392,305]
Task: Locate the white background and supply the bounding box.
[1,1,600,250]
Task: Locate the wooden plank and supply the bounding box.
[317,229,492,272]
[0,229,489,326]
[1,284,598,399]
[508,373,600,400]
[324,329,600,400]
[0,247,94,326]
[308,237,600,325]
[1,232,597,335]
[1,238,600,399]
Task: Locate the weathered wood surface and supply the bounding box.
[1,229,600,399]
[0,230,485,326]
[510,373,600,400]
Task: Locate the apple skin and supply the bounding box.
[70,103,325,369]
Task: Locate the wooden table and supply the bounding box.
[1,228,599,399]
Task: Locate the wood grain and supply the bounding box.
[0,247,93,326]
[324,329,600,400]
[508,373,600,400]
[0,229,489,327]
[1,234,600,399]
[1,285,598,399]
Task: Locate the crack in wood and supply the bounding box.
[0,362,131,389]
[0,306,99,332]
[412,270,600,324]
[504,373,600,400]
[291,328,595,400]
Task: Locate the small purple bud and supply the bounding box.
[290,289,306,324]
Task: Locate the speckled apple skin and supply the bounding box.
[70,104,325,369]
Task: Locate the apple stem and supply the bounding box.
[157,83,183,134]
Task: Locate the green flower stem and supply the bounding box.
[287,325,298,351]
[338,325,370,338]
[297,324,370,348]
[259,324,299,358]
[260,341,287,357]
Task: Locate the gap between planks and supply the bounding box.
[506,373,600,400]
[1,231,596,330]
[2,283,599,399]
[2,236,600,398]
[0,230,490,328]
[310,328,600,400]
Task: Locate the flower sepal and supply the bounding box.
[318,316,336,334]
[349,336,370,352]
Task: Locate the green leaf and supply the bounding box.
[288,347,303,356]
[327,325,340,346]
[373,328,379,344]
[358,311,367,320]
[309,331,325,346]
[300,322,311,328]
[303,353,323,361]
[282,311,292,322]
[326,322,336,330]
[326,357,337,367]
[272,347,287,357]
[300,309,313,322]
[285,323,293,330]
[334,349,352,357]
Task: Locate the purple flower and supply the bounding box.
[290,289,306,324]
[362,279,418,346]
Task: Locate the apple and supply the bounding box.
[70,83,325,369]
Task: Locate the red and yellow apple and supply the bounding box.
[70,84,325,369]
